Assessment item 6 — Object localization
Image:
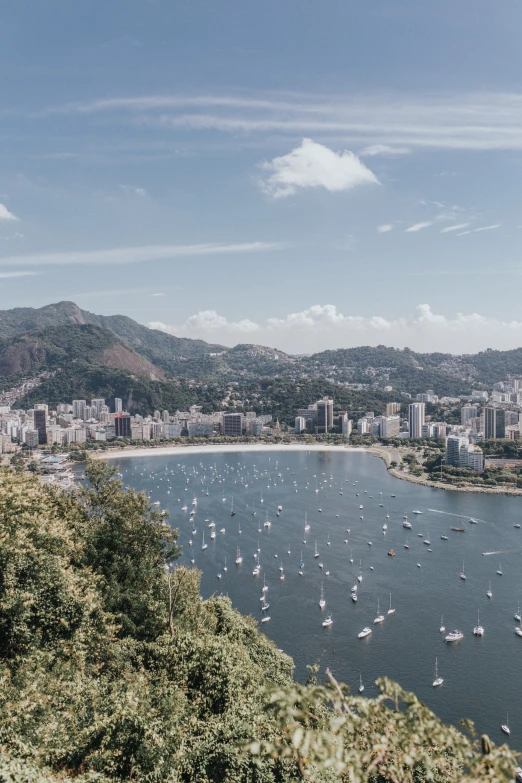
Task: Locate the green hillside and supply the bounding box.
[0,464,517,783]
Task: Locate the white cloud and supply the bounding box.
[377,224,394,233]
[58,90,522,152]
[150,303,522,354]
[457,224,501,236]
[440,223,470,233]
[359,144,410,157]
[405,221,433,232]
[150,292,166,297]
[0,240,283,267]
[0,203,19,221]
[150,310,259,338]
[0,271,39,279]
[259,138,379,198]
[119,184,149,197]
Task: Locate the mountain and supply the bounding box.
[0,324,165,381]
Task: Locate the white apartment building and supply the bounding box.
[408,402,425,439]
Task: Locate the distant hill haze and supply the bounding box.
[0,302,521,407]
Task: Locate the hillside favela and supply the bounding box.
[4,3,522,783]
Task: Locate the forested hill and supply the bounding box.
[1,302,522,397]
[0,462,517,783]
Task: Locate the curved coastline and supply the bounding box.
[91,442,522,497]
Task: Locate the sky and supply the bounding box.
[3,0,522,354]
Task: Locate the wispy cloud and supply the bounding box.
[45,90,522,152]
[152,302,522,353]
[0,241,283,267]
[405,221,433,233]
[359,144,410,157]
[440,223,470,233]
[0,271,40,279]
[377,224,394,233]
[0,203,19,221]
[259,138,378,198]
[457,224,501,236]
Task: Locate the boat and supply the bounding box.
[322,615,333,628]
[487,582,493,599]
[451,526,465,532]
[224,558,227,572]
[497,563,503,576]
[319,583,326,609]
[374,599,384,624]
[423,529,431,545]
[501,712,510,735]
[351,592,358,602]
[433,658,443,687]
[468,517,477,524]
[264,512,271,529]
[445,630,463,642]
[181,505,188,511]
[359,674,364,693]
[460,562,466,581]
[515,603,521,622]
[304,513,310,533]
[403,520,412,529]
[404,540,409,549]
[440,615,445,633]
[440,534,448,540]
[388,594,395,615]
[235,547,242,565]
[314,541,320,558]
[261,616,271,623]
[383,523,388,532]
[387,549,396,557]
[261,603,269,611]
[210,531,216,540]
[417,563,421,568]
[516,627,522,637]
[412,510,423,515]
[201,533,208,551]
[253,563,260,576]
[515,523,521,529]
[473,610,484,636]
[262,575,268,592]
[358,627,372,639]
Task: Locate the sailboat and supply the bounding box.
[264,512,271,528]
[314,541,320,558]
[497,562,503,576]
[319,583,326,609]
[349,549,354,564]
[440,615,445,633]
[487,582,493,599]
[359,674,364,693]
[501,712,510,735]
[474,609,484,636]
[304,512,310,532]
[387,593,395,615]
[374,599,384,624]
[223,557,227,572]
[230,497,236,516]
[460,562,466,581]
[515,603,521,622]
[235,547,242,565]
[433,658,443,687]
[201,532,208,551]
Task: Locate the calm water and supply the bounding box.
[104,449,522,747]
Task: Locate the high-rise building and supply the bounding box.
[162,410,170,423]
[91,399,105,419]
[295,416,306,434]
[316,398,334,433]
[73,399,87,420]
[33,409,47,445]
[222,413,243,437]
[461,405,478,426]
[114,413,131,438]
[386,402,401,416]
[380,415,400,438]
[445,435,469,466]
[408,402,425,439]
[484,407,505,439]
[24,429,39,448]
[114,398,123,413]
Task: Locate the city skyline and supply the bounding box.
[3,2,522,352]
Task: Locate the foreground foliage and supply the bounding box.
[0,463,519,782]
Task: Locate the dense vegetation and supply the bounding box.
[0,463,519,782]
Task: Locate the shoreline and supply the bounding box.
[89,442,522,497]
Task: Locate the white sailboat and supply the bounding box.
[374,599,384,624]
[433,658,443,687]
[497,562,503,576]
[473,609,484,636]
[515,603,521,622]
[319,582,326,609]
[459,561,466,581]
[440,615,445,633]
[304,512,310,532]
[359,674,364,693]
[314,541,320,558]
[230,497,236,516]
[501,712,510,735]
[387,593,395,615]
[201,532,208,551]
[235,547,242,565]
[487,582,493,599]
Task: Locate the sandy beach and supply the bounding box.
[92,443,367,461]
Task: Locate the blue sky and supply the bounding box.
[2,0,522,353]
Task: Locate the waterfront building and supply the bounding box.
[114,413,131,438]
[484,407,506,439]
[445,435,469,466]
[295,416,306,434]
[222,413,243,437]
[408,402,425,439]
[380,415,400,438]
[316,398,334,433]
